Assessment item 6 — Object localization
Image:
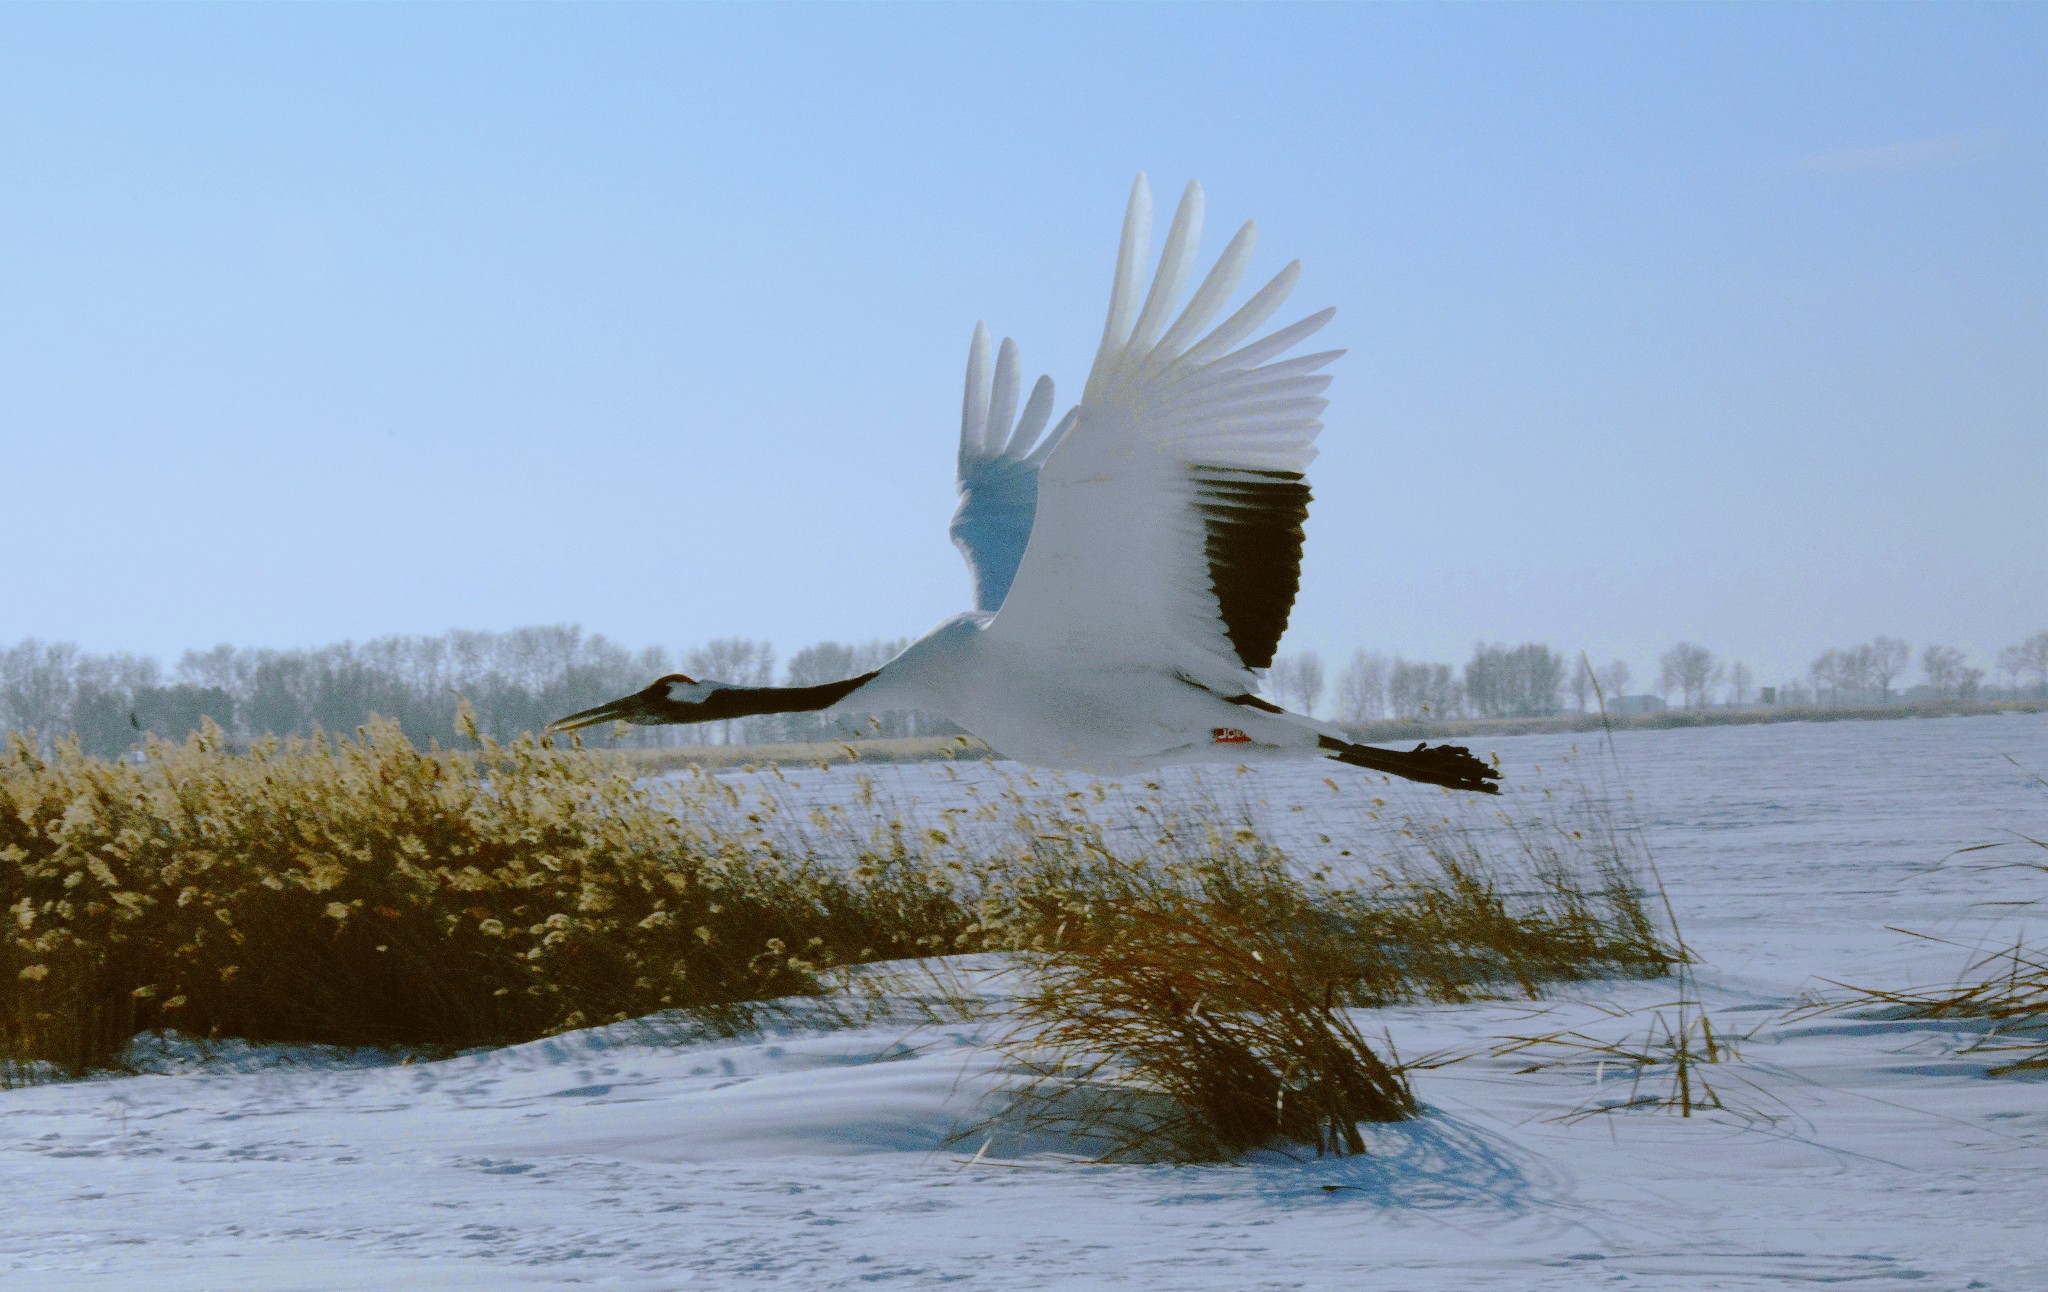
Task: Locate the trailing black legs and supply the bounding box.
[1319,735,1502,794]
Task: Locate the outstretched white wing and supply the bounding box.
[951,323,1067,611]
[983,175,1340,692]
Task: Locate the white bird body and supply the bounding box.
[553,176,1500,794]
[837,611,1318,774]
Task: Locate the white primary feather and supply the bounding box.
[951,323,1062,612]
[985,174,1342,692]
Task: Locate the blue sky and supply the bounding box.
[3,3,2042,689]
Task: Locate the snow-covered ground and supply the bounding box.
[5,714,2045,1290]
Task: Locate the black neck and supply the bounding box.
[685,671,879,722]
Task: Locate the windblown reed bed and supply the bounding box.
[948,768,1670,1159]
[994,884,1420,1162]
[1,720,963,1078]
[5,720,1672,1145]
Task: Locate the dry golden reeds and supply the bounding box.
[995,890,1417,1161]
[1,720,966,1077]
[1841,936,2047,1075]
[970,786,1672,1160]
[4,721,1674,1135]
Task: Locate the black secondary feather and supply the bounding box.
[1190,465,1312,672]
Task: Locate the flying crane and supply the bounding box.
[551,177,1500,795]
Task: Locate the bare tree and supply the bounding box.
[1920,644,1965,700]
[2016,631,2048,700]
[1998,644,2027,698]
[1464,642,1565,718]
[1566,655,1595,713]
[0,639,81,745]
[1726,660,1754,707]
[1289,651,1326,717]
[71,651,163,757]
[1335,650,1389,724]
[1957,665,1984,700]
[1658,642,1720,710]
[1264,656,1300,712]
[1809,649,1842,707]
[1464,643,1508,717]
[1261,652,1324,716]
[176,644,244,695]
[1388,659,1460,720]
[1838,644,1875,705]
[1655,651,1681,704]
[1867,636,1910,703]
[1596,659,1631,706]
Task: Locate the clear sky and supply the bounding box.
[4,3,2042,690]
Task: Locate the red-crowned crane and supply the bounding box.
[552,177,1500,794]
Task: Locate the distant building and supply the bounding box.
[1760,686,1777,706]
[1608,694,1667,716]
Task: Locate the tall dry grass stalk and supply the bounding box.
[1485,995,1780,1124]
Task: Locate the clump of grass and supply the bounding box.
[1487,995,1779,1123]
[1479,846,1762,1124]
[969,777,1673,1160]
[1845,937,2048,1075]
[1,720,966,1076]
[1831,759,2047,1075]
[998,888,1417,1162]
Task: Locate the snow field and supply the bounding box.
[3,713,2044,1290]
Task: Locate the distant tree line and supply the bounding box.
[1265,629,2048,724]
[0,628,954,760]
[5,627,2042,759]
[1276,644,1576,723]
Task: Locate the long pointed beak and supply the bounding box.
[547,692,657,734]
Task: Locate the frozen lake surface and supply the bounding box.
[4,713,2045,1289]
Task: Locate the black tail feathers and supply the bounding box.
[1320,736,1502,795]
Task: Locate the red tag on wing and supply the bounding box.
[1211,727,1252,744]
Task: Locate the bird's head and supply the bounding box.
[547,673,721,732]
